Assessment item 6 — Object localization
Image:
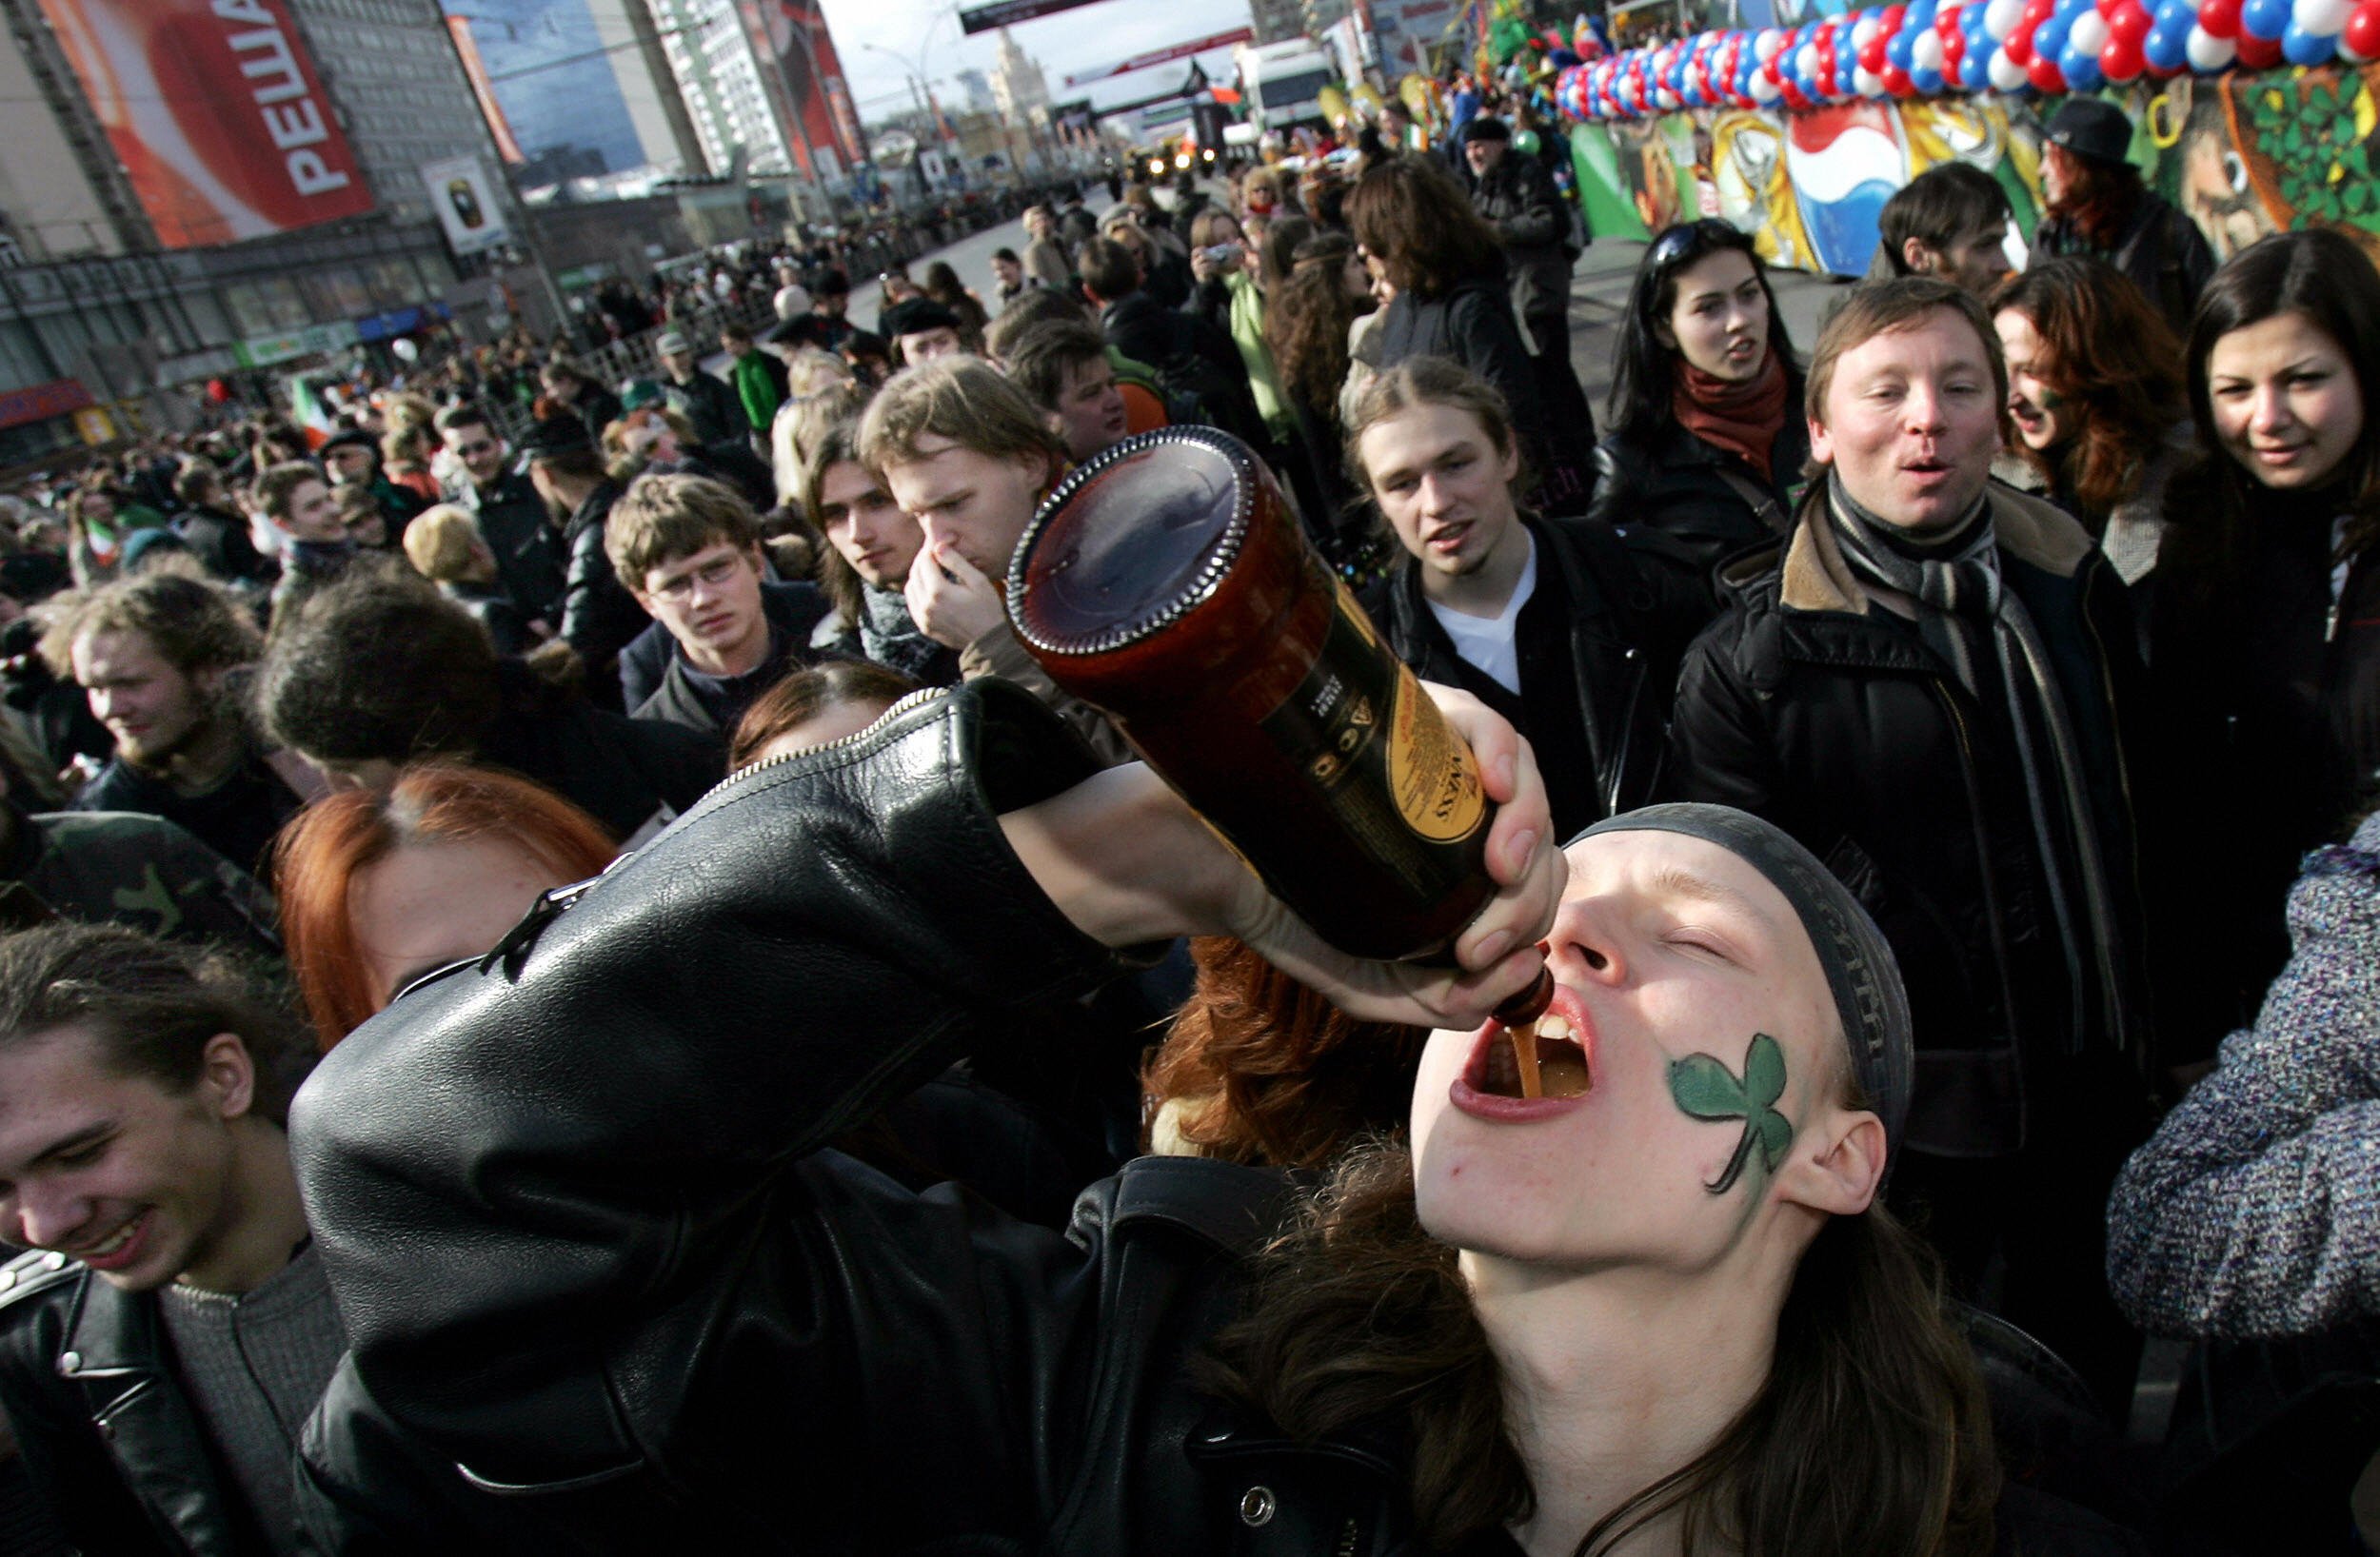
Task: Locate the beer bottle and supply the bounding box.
[1006,426,1550,1024]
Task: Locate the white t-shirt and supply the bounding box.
[1425,530,1537,697]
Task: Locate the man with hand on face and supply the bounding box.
[50,571,316,877]
[857,358,1131,765]
[0,925,332,1556]
[1353,359,1707,838]
[608,474,827,739]
[436,404,565,632]
[1667,276,2154,1414]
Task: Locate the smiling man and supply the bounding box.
[0,923,330,1556]
[1667,275,2155,1413]
[1352,359,1705,837]
[606,473,826,738]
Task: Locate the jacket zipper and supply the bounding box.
[720,686,948,788]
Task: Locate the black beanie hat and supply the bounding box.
[1572,803,1913,1162]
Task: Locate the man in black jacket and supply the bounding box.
[654,328,744,450]
[436,404,565,629]
[1080,236,1268,453]
[1461,117,1573,365]
[1354,359,1707,838]
[0,924,332,1557]
[168,459,276,593]
[521,415,645,689]
[607,473,826,739]
[1666,277,2153,1411]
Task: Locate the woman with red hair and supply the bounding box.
[275,761,617,1048]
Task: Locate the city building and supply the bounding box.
[648,0,794,176]
[0,0,531,465]
[438,0,704,187]
[954,69,996,115]
[990,28,1050,128]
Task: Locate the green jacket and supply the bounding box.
[727,350,784,435]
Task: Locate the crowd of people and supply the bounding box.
[0,94,2377,1556]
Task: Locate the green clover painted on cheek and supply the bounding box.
[1667,1034,1792,1196]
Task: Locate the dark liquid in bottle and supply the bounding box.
[1009,428,1495,961]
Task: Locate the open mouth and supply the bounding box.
[72,1209,151,1272]
[1478,1011,1593,1099]
[1424,522,1472,554]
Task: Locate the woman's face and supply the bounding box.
[1657,249,1770,383]
[348,835,570,1009]
[1410,831,1862,1274]
[2040,144,2079,208]
[1995,306,2073,453]
[2206,309,2366,492]
[1341,248,1373,305]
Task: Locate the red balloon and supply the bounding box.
[2346,0,2380,54]
[1861,36,1891,68]
[1944,28,1967,65]
[2006,20,2038,61]
[2236,26,2283,62]
[1780,79,1812,108]
[1937,3,1964,33]
[2109,2,2153,41]
[1882,61,1916,93]
[2198,0,2241,37]
[2101,32,2146,75]
[2027,50,2068,87]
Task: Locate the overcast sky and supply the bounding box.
[817,0,1262,119]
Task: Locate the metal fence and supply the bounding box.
[485,289,781,446]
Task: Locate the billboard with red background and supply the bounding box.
[737,0,867,180]
[34,0,375,249]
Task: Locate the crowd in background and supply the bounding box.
[0,82,2378,1557]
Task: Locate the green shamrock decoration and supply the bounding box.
[1667,1034,1792,1196]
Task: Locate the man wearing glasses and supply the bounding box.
[434,404,564,634]
[607,472,825,738]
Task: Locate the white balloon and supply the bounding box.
[1756,28,1786,59]
[391,338,419,363]
[1984,0,2027,37]
[1796,40,1822,74]
[2185,21,2238,63]
[1750,68,1784,98]
[2067,10,2111,50]
[1656,85,1680,108]
[1853,14,1880,46]
[1855,63,1888,91]
[1912,27,1947,67]
[2297,0,2354,31]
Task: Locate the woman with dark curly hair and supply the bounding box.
[1259,228,1378,541]
[1990,258,2189,592]
[2145,227,2380,1065]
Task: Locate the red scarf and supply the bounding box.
[1672,352,1790,483]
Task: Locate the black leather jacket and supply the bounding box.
[560,480,647,675]
[0,1250,248,1555]
[1368,515,1710,836]
[287,682,1400,1552]
[1585,414,1810,584]
[1667,485,2152,1158]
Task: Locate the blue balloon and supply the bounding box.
[2058,39,2105,84]
[2153,0,2194,27]
[2054,0,2092,18]
[1888,26,1917,65]
[2034,14,2072,55]
[1905,0,1937,26]
[1960,46,1993,86]
[2241,0,2291,37]
[2143,22,2191,67]
[1910,62,1946,89]
[2282,19,2338,60]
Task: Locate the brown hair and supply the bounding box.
[38,569,261,681]
[985,287,1090,364]
[1001,319,1112,413]
[1210,1137,1999,1554]
[253,460,327,524]
[2043,144,2144,252]
[1990,259,2185,522]
[1267,232,1360,419]
[1806,277,2008,434]
[856,356,1066,479]
[1142,936,1426,1169]
[604,473,761,589]
[1346,155,1504,299]
[1345,357,1528,495]
[727,660,922,769]
[274,762,616,1047]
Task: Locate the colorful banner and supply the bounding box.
[232,321,361,371]
[737,0,866,178]
[1062,29,1254,88]
[445,15,526,166]
[0,380,94,431]
[33,0,376,249]
[958,0,1105,35]
[1565,64,2380,277]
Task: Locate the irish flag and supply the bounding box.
[288,375,335,450]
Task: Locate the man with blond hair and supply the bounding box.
[856,358,1127,764]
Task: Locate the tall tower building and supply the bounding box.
[954,69,996,115]
[990,29,1049,125]
[649,0,793,175]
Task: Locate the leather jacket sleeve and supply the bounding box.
[1665,612,1790,820]
[289,681,1135,1528]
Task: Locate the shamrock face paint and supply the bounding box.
[1668,1034,1792,1195]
